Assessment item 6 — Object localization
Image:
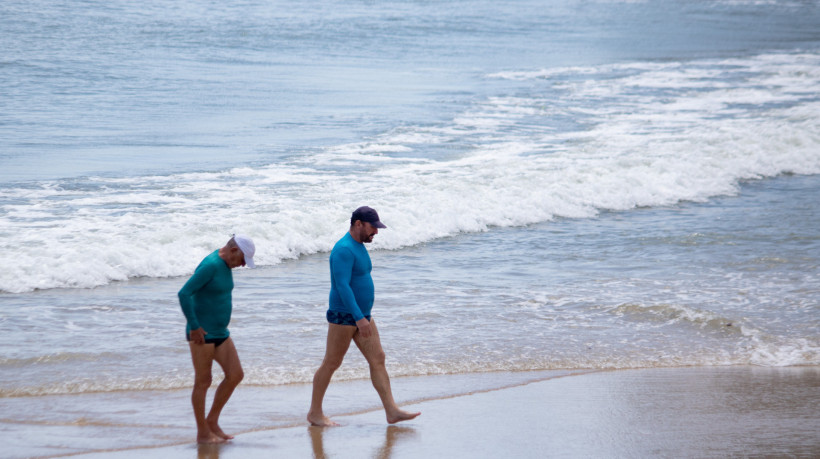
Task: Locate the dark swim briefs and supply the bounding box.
[326,310,371,326]
[186,332,229,347]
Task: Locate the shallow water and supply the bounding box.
[2,174,818,398]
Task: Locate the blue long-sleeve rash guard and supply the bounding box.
[328,232,374,321]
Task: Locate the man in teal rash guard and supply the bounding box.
[178,234,255,444]
[307,206,421,427]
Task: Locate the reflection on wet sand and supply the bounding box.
[309,425,418,459]
[374,426,418,459]
[197,442,227,459]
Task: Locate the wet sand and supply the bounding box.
[5,366,819,458]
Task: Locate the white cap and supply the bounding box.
[233,234,256,268]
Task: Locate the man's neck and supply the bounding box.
[349,228,364,244]
[217,246,231,267]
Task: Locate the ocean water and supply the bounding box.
[1,0,819,438]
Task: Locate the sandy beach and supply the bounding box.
[3,366,817,459]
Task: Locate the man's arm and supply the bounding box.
[330,247,368,328]
[178,262,216,343]
[354,317,372,338]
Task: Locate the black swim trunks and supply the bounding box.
[186,331,229,347]
[326,310,371,326]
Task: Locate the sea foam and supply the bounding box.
[1,52,819,293]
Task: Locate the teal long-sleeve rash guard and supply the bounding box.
[178,250,234,339]
[328,232,375,322]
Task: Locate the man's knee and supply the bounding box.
[322,356,345,372]
[226,367,244,386]
[368,349,386,367]
[194,373,213,389]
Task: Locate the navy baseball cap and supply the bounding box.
[351,206,387,228]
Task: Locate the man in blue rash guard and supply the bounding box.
[307,206,421,427]
[178,234,255,444]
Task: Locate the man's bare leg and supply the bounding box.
[307,323,356,426]
[206,338,244,440]
[353,320,421,424]
[189,342,226,444]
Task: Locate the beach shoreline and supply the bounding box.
[4,1,820,458]
[5,365,818,458]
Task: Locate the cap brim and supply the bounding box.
[244,258,255,268]
[372,221,387,229]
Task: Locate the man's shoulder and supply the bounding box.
[331,234,361,259]
[331,240,353,256]
[332,233,354,249]
[204,249,222,262]
[196,250,224,271]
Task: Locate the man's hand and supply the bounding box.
[356,317,372,338]
[189,327,207,345]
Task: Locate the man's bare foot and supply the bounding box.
[207,420,235,440]
[307,412,340,427]
[386,409,421,424]
[197,432,227,444]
